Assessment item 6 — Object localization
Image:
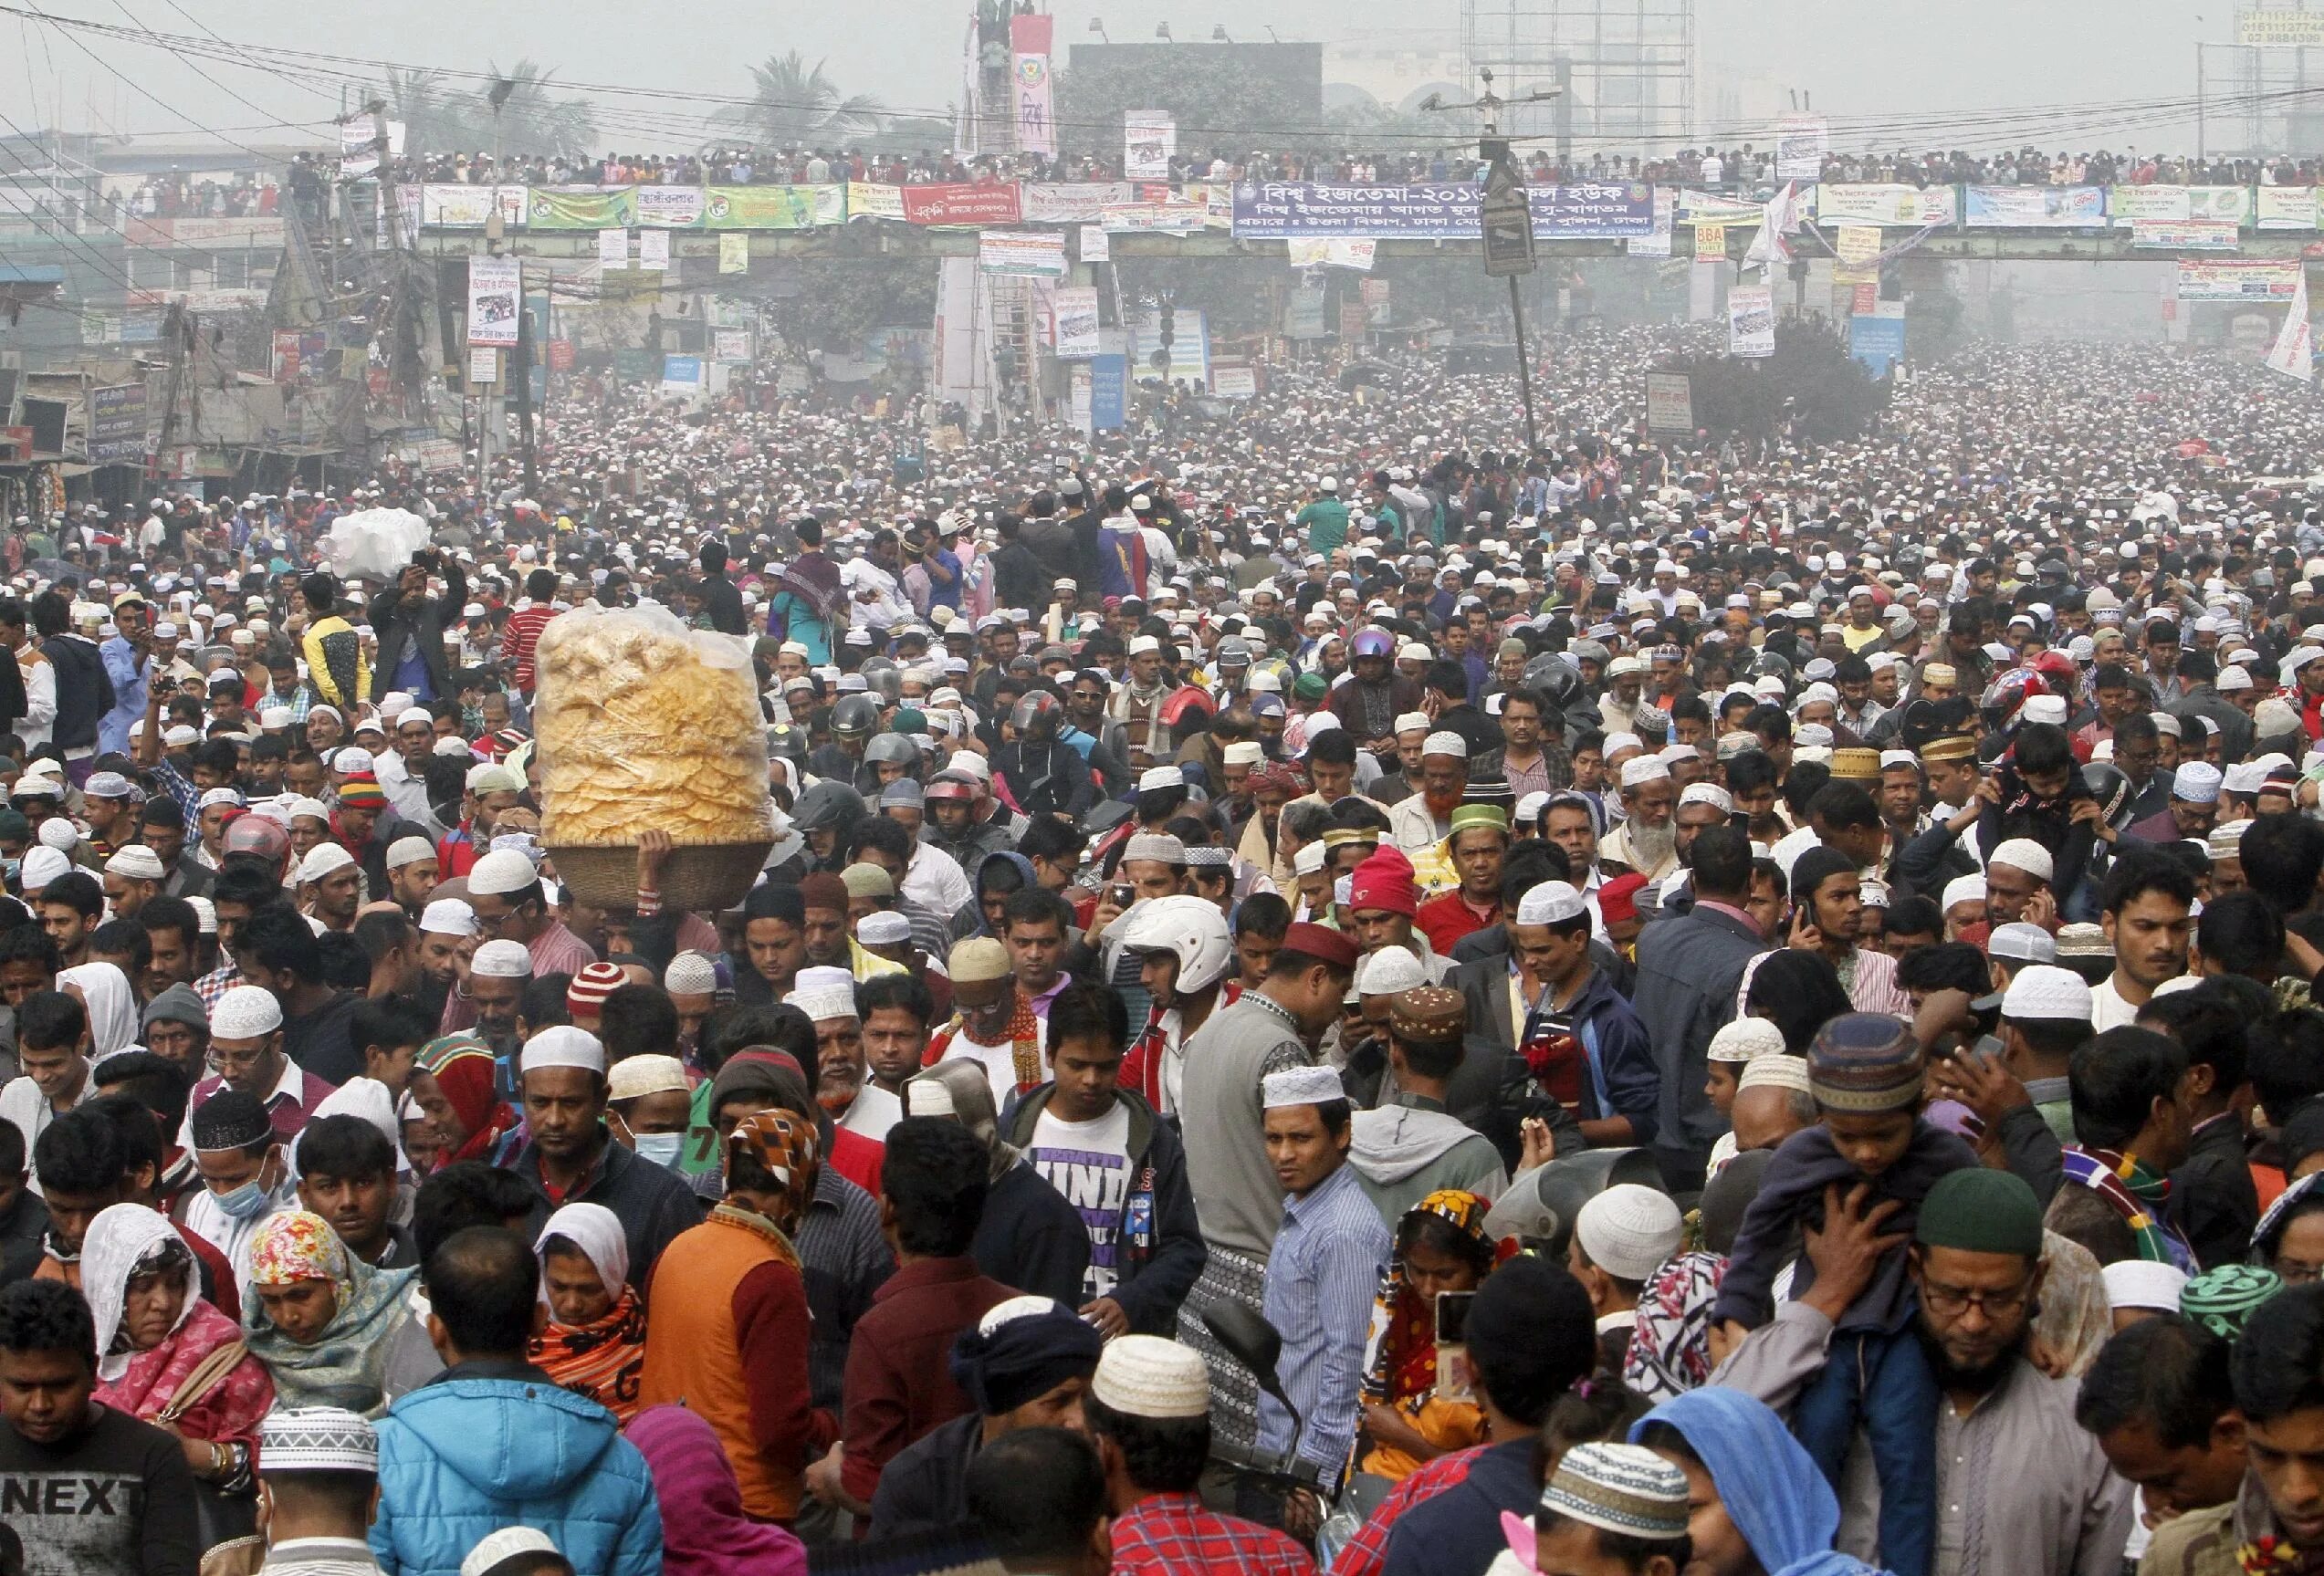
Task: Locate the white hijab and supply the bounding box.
[82,1204,194,1382]
[533,1201,630,1319]
[61,962,139,1059]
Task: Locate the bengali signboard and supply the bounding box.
[703,185,843,229]
[1052,285,1100,358]
[529,187,638,230]
[1849,312,1906,375]
[1100,200,1210,233]
[1124,112,1176,180]
[977,230,1068,277]
[900,183,1024,225]
[2177,258,2303,301]
[418,185,528,229]
[1728,284,1774,357]
[1284,280,1328,338]
[2258,187,2324,230]
[466,256,522,348]
[633,186,706,227]
[1963,185,2107,227]
[1011,14,1055,156]
[1286,237,1377,269]
[2131,218,2243,251]
[1677,190,1764,226]
[88,382,146,464]
[1230,181,1653,240]
[1645,371,1692,433]
[1775,115,1829,182]
[2109,186,2253,227]
[846,183,907,222]
[1022,183,1135,223]
[1812,184,1958,226]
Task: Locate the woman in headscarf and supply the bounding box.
[83,1204,274,1540]
[1355,1189,1497,1483]
[2254,1170,2324,1285]
[627,1405,808,1576]
[243,1209,420,1418]
[1624,1250,1727,1404]
[1631,1385,1892,1576]
[60,960,139,1058]
[407,1033,520,1171]
[1742,950,1855,1058]
[708,1042,882,1196]
[636,1109,828,1524]
[528,1202,649,1423]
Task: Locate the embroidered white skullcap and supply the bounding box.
[259,1407,378,1475]
[1136,765,1185,793]
[1678,783,1733,813]
[857,911,912,946]
[1515,881,1586,926]
[1989,838,2054,883]
[1738,1055,1812,1093]
[1987,922,2057,964]
[1708,1018,1787,1064]
[905,1077,958,1117]
[1357,945,1428,997]
[1941,873,1987,912]
[469,938,532,978]
[1576,1184,1684,1281]
[663,951,718,994]
[461,1529,563,1576]
[2001,965,2091,1023]
[19,845,70,894]
[786,963,858,1024]
[286,796,330,824]
[2174,761,2224,804]
[385,836,436,871]
[467,848,540,896]
[1261,1065,1346,1110]
[420,898,477,937]
[1124,832,1187,865]
[1293,840,1328,875]
[607,1053,688,1101]
[104,845,166,882]
[1092,1334,1210,1418]
[298,843,356,884]
[1394,711,1432,734]
[1619,757,1671,788]
[1421,731,1469,758]
[518,1025,606,1075]
[212,985,284,1039]
[1222,741,1265,767]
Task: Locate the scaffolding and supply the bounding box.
[1460,0,1695,162]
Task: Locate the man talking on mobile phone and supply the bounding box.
[367,547,466,705]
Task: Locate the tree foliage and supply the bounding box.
[373,60,597,162]
[1052,50,1320,161]
[724,52,887,151]
[1656,319,1890,443]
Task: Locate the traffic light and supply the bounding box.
[1158,303,1176,350]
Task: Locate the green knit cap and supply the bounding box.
[1915,1168,2043,1258]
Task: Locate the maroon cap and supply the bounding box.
[1281,922,1360,974]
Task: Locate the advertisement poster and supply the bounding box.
[2177,258,2302,301]
[88,383,146,464]
[900,183,1024,225]
[713,329,750,362]
[1231,181,1652,239]
[1078,224,1110,261]
[529,186,638,230]
[977,230,1068,277]
[1628,189,1675,256]
[1727,283,1774,357]
[1774,114,1828,182]
[1011,14,1055,156]
[466,256,521,348]
[2130,219,2241,251]
[1814,184,1959,226]
[702,185,845,229]
[1088,353,1127,430]
[1052,286,1101,358]
[718,232,749,274]
[1850,310,1907,375]
[1837,225,1883,266]
[1644,371,1693,434]
[1285,280,1328,339]
[466,346,499,384]
[1023,183,1135,223]
[1963,186,2107,227]
[637,229,671,270]
[634,186,705,227]
[1124,111,1176,180]
[598,229,631,269]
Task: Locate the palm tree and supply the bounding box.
[725,52,885,150]
[377,67,466,158]
[466,60,599,162]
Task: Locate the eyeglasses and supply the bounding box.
[1919,1278,2032,1318]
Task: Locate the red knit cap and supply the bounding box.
[1347,846,1418,919]
[337,776,387,811]
[566,962,627,1018]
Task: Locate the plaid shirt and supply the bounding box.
[1111,1493,1314,1576]
[150,756,202,828]
[1324,1446,1491,1576]
[194,963,243,1014]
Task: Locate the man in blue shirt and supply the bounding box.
[96,590,151,757]
[919,519,964,615]
[1253,1062,1389,1529]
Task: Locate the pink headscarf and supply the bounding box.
[625,1405,806,1576]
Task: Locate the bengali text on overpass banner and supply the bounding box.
[1230,182,1656,240]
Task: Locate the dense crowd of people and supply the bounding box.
[11,320,2324,1576]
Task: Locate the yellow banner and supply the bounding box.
[1695,224,1725,258]
[718,232,749,275]
[1837,225,1882,266]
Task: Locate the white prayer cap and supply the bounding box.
[857,911,912,946]
[420,899,477,937]
[519,1025,606,1076]
[1879,750,1919,771]
[1136,766,1186,793]
[1603,732,1643,757]
[2001,965,2091,1023]
[1988,922,2057,964]
[334,746,377,772]
[1222,741,1265,767]
[1123,833,1187,866]
[298,843,356,884]
[1421,731,1469,759]
[467,849,541,896]
[1941,873,1987,912]
[1127,634,1162,656]
[1394,711,1432,734]
[1514,881,1586,926]
[19,845,70,894]
[385,836,436,871]
[905,1078,957,1118]
[2101,1259,2189,1314]
[462,1529,563,1576]
[1619,757,1670,788]
[1739,1055,1812,1094]
[212,985,284,1039]
[287,796,331,824]
[259,1408,378,1475]
[1989,838,2054,883]
[664,951,718,995]
[1575,1184,1684,1281]
[2218,664,2254,693]
[787,964,858,1024]
[1092,1334,1210,1419]
[1678,783,1733,813]
[1708,1018,1786,1064]
[2021,695,2068,725]
[470,939,533,978]
[2174,761,2224,803]
[1357,945,1428,997]
[104,845,166,882]
[1261,1065,1346,1110]
[1293,840,1328,876]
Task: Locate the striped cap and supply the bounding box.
[337,776,388,810]
[566,962,627,1018]
[1540,1442,1691,1540]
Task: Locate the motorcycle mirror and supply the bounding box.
[1200,1301,1287,1404]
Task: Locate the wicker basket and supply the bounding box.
[546,840,772,913]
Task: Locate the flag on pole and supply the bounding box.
[1744,182,1802,267]
[2267,268,2313,382]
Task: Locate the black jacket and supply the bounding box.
[2172,1113,2260,1272]
[866,1411,979,1541]
[367,558,467,701]
[42,633,112,752]
[696,571,746,636]
[1005,1085,1207,1335]
[971,1160,1092,1309]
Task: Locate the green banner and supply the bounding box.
[612,348,657,381]
[529,187,638,230]
[702,184,844,230]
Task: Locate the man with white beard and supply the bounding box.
[1598,757,1679,884]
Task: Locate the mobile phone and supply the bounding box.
[1434,1290,1475,1347]
[1435,1291,1478,1404]
[1111,883,1136,908]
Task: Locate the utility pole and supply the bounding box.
[513,286,539,500]
[1424,68,1561,457]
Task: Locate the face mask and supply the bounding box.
[212,1178,274,1219]
[633,1132,685,1170]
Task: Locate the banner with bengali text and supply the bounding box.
[900,183,1024,225]
[2130,218,2242,251]
[2257,187,2324,229]
[2177,258,2302,301]
[1230,181,1653,240]
[418,184,528,228]
[1811,184,1956,226]
[529,187,638,230]
[1021,183,1134,223]
[703,185,844,229]
[1963,185,2107,227]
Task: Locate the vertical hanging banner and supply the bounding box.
[638,229,671,271]
[598,228,630,269]
[339,119,380,179]
[1628,189,1675,256]
[1774,115,1828,182]
[1011,13,1055,156]
[467,346,500,383]
[1124,111,1176,180]
[1079,224,1110,261]
[1052,285,1101,358]
[1689,260,1720,322]
[466,256,521,348]
[718,232,749,274]
[1727,283,1774,357]
[2267,268,2315,381]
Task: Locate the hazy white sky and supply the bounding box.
[5,0,2231,153]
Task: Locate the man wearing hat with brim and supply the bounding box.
[1175,921,1361,1460]
[1253,1061,1389,1529]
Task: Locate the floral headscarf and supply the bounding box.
[726,1109,821,1242]
[248,1210,350,1295]
[243,1210,418,1418]
[1624,1250,1727,1403]
[1360,1190,1495,1407]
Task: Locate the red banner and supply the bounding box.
[899,183,1023,225]
[548,339,575,371]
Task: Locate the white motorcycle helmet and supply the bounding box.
[1116,893,1235,995]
